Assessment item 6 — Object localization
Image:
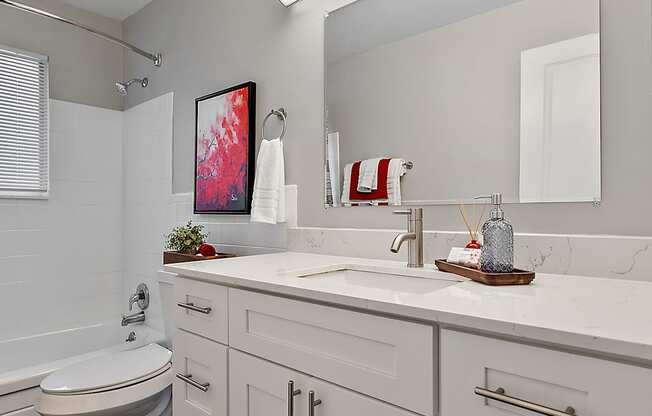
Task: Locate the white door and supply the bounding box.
[173,330,228,416]
[520,33,601,203]
[229,349,310,416]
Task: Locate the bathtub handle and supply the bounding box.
[176,373,210,392]
[177,302,212,315]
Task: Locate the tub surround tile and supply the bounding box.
[288,227,652,282]
[0,100,123,343]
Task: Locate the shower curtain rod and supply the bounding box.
[0,0,162,67]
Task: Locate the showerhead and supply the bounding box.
[115,77,148,96]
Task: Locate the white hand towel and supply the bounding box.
[251,139,286,224]
[387,158,407,206]
[357,158,384,192]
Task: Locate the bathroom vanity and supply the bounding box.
[165,253,652,416]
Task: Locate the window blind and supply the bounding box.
[0,46,49,196]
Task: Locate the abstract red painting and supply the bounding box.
[194,82,256,214]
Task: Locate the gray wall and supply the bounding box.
[327,0,598,203]
[0,0,124,110]
[123,0,652,236]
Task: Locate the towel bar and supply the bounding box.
[262,108,287,142]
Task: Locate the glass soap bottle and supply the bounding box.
[476,193,514,273]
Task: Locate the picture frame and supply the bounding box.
[194,81,256,214]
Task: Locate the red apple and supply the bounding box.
[198,243,216,257]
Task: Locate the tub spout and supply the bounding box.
[121,311,145,327]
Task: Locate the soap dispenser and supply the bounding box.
[475,193,514,273]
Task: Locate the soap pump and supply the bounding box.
[475,193,514,273]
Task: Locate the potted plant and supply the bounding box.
[165,221,207,254]
[163,221,235,265]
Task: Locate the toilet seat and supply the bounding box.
[37,344,173,416]
[41,344,172,395]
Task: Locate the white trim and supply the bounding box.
[0,190,49,200]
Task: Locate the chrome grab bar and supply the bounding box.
[176,373,210,392]
[177,302,212,315]
[308,391,322,416]
[287,380,302,416]
[475,387,576,416]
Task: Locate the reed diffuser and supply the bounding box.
[458,203,486,249]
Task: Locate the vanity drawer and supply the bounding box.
[441,329,652,416]
[228,289,435,416]
[174,276,228,344]
[230,349,419,416]
[173,330,227,416]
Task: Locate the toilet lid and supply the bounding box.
[41,344,172,395]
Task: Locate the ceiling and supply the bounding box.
[61,0,153,21]
[326,0,523,64]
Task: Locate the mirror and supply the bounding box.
[324,0,601,207]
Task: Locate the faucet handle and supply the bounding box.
[393,208,423,220]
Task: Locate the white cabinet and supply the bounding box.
[173,330,228,416]
[174,277,228,344]
[229,288,434,416]
[441,329,652,416]
[0,387,39,416]
[229,350,418,416]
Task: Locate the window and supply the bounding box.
[0,45,49,198]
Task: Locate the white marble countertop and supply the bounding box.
[165,252,652,364]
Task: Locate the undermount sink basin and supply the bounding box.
[285,264,463,295]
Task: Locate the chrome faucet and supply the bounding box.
[122,311,146,327]
[390,208,424,268]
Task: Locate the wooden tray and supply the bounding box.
[163,251,236,265]
[435,259,535,286]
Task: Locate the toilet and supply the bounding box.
[36,276,175,416]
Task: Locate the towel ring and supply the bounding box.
[262,108,287,141]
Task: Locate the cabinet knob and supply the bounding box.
[308,391,322,416]
[177,302,212,314]
[475,387,576,416]
[176,373,210,392]
[287,380,302,416]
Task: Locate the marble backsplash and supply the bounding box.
[288,227,652,282]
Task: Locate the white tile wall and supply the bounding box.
[122,93,174,335]
[0,100,123,342]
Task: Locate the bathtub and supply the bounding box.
[0,322,165,414]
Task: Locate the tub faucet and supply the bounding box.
[390,208,424,268]
[121,311,146,327]
[128,283,150,311]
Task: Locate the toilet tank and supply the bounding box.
[157,271,176,349]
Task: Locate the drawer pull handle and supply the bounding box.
[475,387,576,416]
[308,391,322,416]
[176,373,210,392]
[287,380,302,416]
[177,302,212,314]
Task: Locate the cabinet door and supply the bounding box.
[441,329,652,416]
[230,350,418,416]
[229,349,310,416]
[229,288,434,415]
[175,277,228,344]
[173,330,228,416]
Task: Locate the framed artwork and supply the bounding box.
[194,81,256,214]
